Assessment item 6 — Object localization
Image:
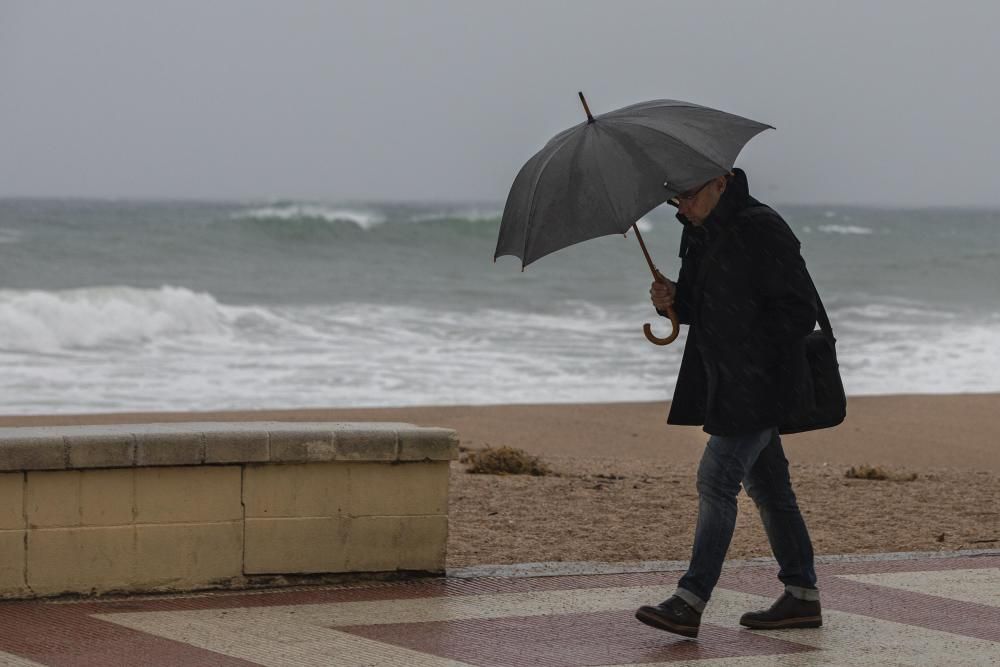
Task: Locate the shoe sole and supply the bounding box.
[634,609,699,638]
[740,616,822,630]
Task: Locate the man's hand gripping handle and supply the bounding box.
[647,269,680,345]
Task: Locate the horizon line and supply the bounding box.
[2,194,999,213]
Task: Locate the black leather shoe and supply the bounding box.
[739,592,822,629]
[635,595,702,638]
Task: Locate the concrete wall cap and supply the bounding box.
[0,422,458,470]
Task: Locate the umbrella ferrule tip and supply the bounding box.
[578,91,595,123]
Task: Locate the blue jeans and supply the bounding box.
[675,426,818,611]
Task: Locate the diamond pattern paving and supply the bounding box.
[0,553,996,666]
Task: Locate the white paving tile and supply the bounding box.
[837,568,1000,607]
[94,612,474,667]
[0,652,47,667]
[96,585,673,631]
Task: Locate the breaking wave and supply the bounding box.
[235,205,386,230]
[0,285,239,352]
[408,208,502,223]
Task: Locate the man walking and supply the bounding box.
[635,168,822,638]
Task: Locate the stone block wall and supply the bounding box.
[0,422,458,599]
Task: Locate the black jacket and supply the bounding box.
[663,169,817,435]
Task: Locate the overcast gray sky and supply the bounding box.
[1,1,997,206]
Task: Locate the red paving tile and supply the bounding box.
[0,605,259,666]
[340,610,817,666]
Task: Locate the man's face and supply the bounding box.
[675,176,728,226]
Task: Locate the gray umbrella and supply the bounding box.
[495,93,772,344]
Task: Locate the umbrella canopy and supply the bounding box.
[495,97,772,268]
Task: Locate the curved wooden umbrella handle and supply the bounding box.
[631,223,681,346]
[644,305,680,345]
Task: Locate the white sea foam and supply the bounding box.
[237,205,385,230]
[0,298,683,413]
[408,208,502,223]
[0,290,997,413]
[836,317,1000,395]
[834,299,953,322]
[818,224,873,235]
[0,286,235,352]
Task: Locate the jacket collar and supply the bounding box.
[676,168,756,257]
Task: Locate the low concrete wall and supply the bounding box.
[0,422,458,599]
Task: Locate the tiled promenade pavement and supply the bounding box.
[0,551,998,666]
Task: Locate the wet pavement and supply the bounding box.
[0,551,998,666]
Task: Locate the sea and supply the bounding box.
[1,199,998,414]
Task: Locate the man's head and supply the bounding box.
[672,173,730,225]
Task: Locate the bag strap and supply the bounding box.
[806,273,836,342]
[742,205,837,342]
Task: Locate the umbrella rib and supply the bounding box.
[519,128,583,268]
[608,118,731,173]
[589,128,624,229]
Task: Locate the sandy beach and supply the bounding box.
[3,393,998,567]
